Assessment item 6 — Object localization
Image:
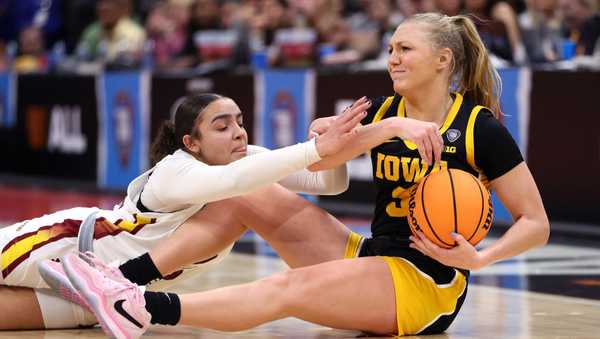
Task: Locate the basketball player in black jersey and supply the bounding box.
[51,13,550,337]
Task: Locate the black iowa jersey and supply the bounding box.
[362,92,523,241]
[358,92,523,334]
[359,92,523,284]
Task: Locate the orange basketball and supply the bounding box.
[407,168,493,248]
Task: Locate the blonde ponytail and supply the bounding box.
[451,15,502,116]
[406,13,502,116]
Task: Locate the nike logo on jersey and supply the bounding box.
[114,299,144,328]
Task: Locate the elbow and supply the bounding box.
[320,173,349,195]
[337,175,350,194]
[324,181,349,195]
[531,212,550,247]
[538,217,550,246]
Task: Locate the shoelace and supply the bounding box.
[81,252,130,284]
[76,253,146,315]
[96,265,144,307]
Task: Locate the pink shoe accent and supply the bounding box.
[38,259,90,311]
[62,252,150,339]
[80,251,129,283]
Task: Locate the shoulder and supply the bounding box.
[474,107,502,133]
[154,150,206,174]
[458,92,496,121]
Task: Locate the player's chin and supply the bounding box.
[231,151,247,161]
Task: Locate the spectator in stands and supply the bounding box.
[342,0,395,64]
[395,0,436,19]
[250,0,293,48]
[62,0,97,54]
[315,16,354,65]
[221,0,255,29]
[146,0,194,70]
[464,0,526,63]
[0,39,8,71]
[183,0,250,69]
[76,0,146,67]
[560,0,600,55]
[578,10,600,55]
[14,26,48,72]
[434,0,463,16]
[518,0,563,63]
[0,0,63,49]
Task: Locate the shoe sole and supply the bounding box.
[63,254,130,339]
[38,261,91,311]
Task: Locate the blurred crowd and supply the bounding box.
[0,0,599,73]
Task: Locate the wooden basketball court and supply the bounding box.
[1,185,599,338]
[0,250,599,339]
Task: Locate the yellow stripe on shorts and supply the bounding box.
[343,232,364,259]
[382,256,467,336]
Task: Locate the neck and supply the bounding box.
[402,81,452,126]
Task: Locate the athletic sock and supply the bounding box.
[144,291,181,325]
[119,253,163,285]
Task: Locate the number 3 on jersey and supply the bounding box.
[386,186,411,217]
[383,162,448,218]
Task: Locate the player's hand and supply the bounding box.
[307,116,337,139]
[395,118,444,166]
[314,97,371,157]
[409,231,485,270]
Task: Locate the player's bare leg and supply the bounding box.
[229,184,353,267]
[149,199,247,276]
[178,257,396,334]
[0,286,44,329]
[149,183,353,275]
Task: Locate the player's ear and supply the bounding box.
[436,47,453,72]
[183,134,201,153]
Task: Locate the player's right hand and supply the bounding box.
[395,117,444,166]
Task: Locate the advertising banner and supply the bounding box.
[98,71,150,189]
[493,67,531,222]
[5,74,97,181]
[0,72,16,128]
[254,69,315,148]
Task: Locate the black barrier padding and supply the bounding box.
[5,74,98,181]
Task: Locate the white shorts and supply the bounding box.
[35,288,97,328]
[0,207,137,288]
[1,206,233,328]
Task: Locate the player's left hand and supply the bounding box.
[307,116,337,139]
[409,231,485,270]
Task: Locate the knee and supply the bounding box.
[260,270,308,315]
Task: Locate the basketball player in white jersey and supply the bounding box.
[0,93,371,329]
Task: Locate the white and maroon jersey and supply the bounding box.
[1,139,345,290]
